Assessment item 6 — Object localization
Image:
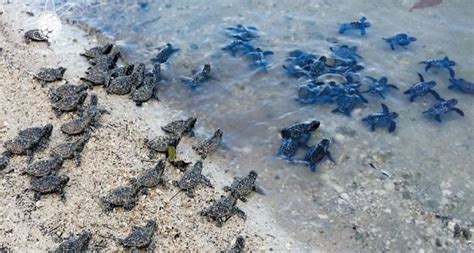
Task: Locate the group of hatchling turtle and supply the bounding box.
[1,30,266,251]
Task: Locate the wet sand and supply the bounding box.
[0,2,293,252]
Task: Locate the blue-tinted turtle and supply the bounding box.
[180,64,211,89]
[281,120,320,146]
[332,89,368,116]
[339,17,371,35]
[363,76,399,99]
[277,138,299,161]
[222,40,254,56]
[330,45,363,62]
[286,50,317,66]
[449,77,474,94]
[226,24,259,41]
[383,33,417,50]
[420,56,456,77]
[422,93,464,122]
[151,43,180,63]
[403,73,439,102]
[362,103,399,132]
[245,47,273,71]
[296,82,334,104]
[304,139,335,172]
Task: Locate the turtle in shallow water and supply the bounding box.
[403,73,439,102]
[362,103,399,132]
[199,195,246,227]
[180,63,212,89]
[161,117,197,137]
[3,124,53,164]
[151,43,180,63]
[304,138,335,172]
[144,134,181,158]
[50,230,92,253]
[24,29,48,44]
[281,120,320,147]
[80,43,114,59]
[48,83,88,103]
[51,91,88,117]
[118,219,156,251]
[101,178,140,212]
[135,159,166,190]
[51,133,90,166]
[223,171,265,202]
[30,175,69,201]
[172,161,213,198]
[131,65,161,106]
[192,129,223,159]
[105,63,145,95]
[22,156,64,177]
[60,94,107,135]
[422,94,464,123]
[34,67,66,87]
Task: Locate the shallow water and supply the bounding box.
[25,0,474,250]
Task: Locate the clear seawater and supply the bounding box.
[25,0,474,251]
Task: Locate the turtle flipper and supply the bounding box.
[389,121,396,133]
[451,108,464,116]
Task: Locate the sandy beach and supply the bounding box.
[0,2,293,252]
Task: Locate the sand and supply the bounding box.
[0,2,293,252]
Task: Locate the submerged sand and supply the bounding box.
[0,2,293,252]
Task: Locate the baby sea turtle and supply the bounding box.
[101,178,140,212]
[362,103,399,132]
[30,175,69,201]
[105,63,145,95]
[24,29,48,44]
[131,69,160,106]
[118,219,156,251]
[363,76,399,99]
[172,161,213,198]
[51,133,90,166]
[180,64,211,89]
[161,117,197,137]
[60,94,107,135]
[277,138,299,161]
[449,77,474,94]
[22,156,64,177]
[89,51,121,69]
[330,45,362,62]
[3,124,53,163]
[80,52,121,86]
[151,43,180,63]
[192,129,223,159]
[50,230,92,253]
[144,134,181,158]
[281,120,320,147]
[135,159,166,189]
[34,67,66,87]
[339,16,371,35]
[226,236,245,253]
[420,56,456,77]
[52,91,88,117]
[422,93,464,123]
[48,83,88,103]
[245,47,274,71]
[199,195,246,227]
[0,152,10,171]
[104,64,135,87]
[304,139,335,172]
[80,43,114,59]
[223,171,265,202]
[403,73,439,102]
[332,90,368,117]
[226,24,259,41]
[222,39,254,57]
[383,33,417,50]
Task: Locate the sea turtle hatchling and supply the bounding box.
[30,175,69,201]
[226,236,245,253]
[48,83,88,103]
[192,129,223,159]
[101,178,141,212]
[50,230,92,253]
[131,71,160,106]
[51,133,90,166]
[161,117,197,137]
[34,67,66,87]
[144,134,181,158]
[51,91,88,117]
[3,124,53,164]
[24,29,48,44]
[172,160,213,198]
[199,195,246,227]
[223,171,265,202]
[135,159,166,189]
[80,43,114,59]
[60,94,107,135]
[22,156,64,177]
[118,219,156,251]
